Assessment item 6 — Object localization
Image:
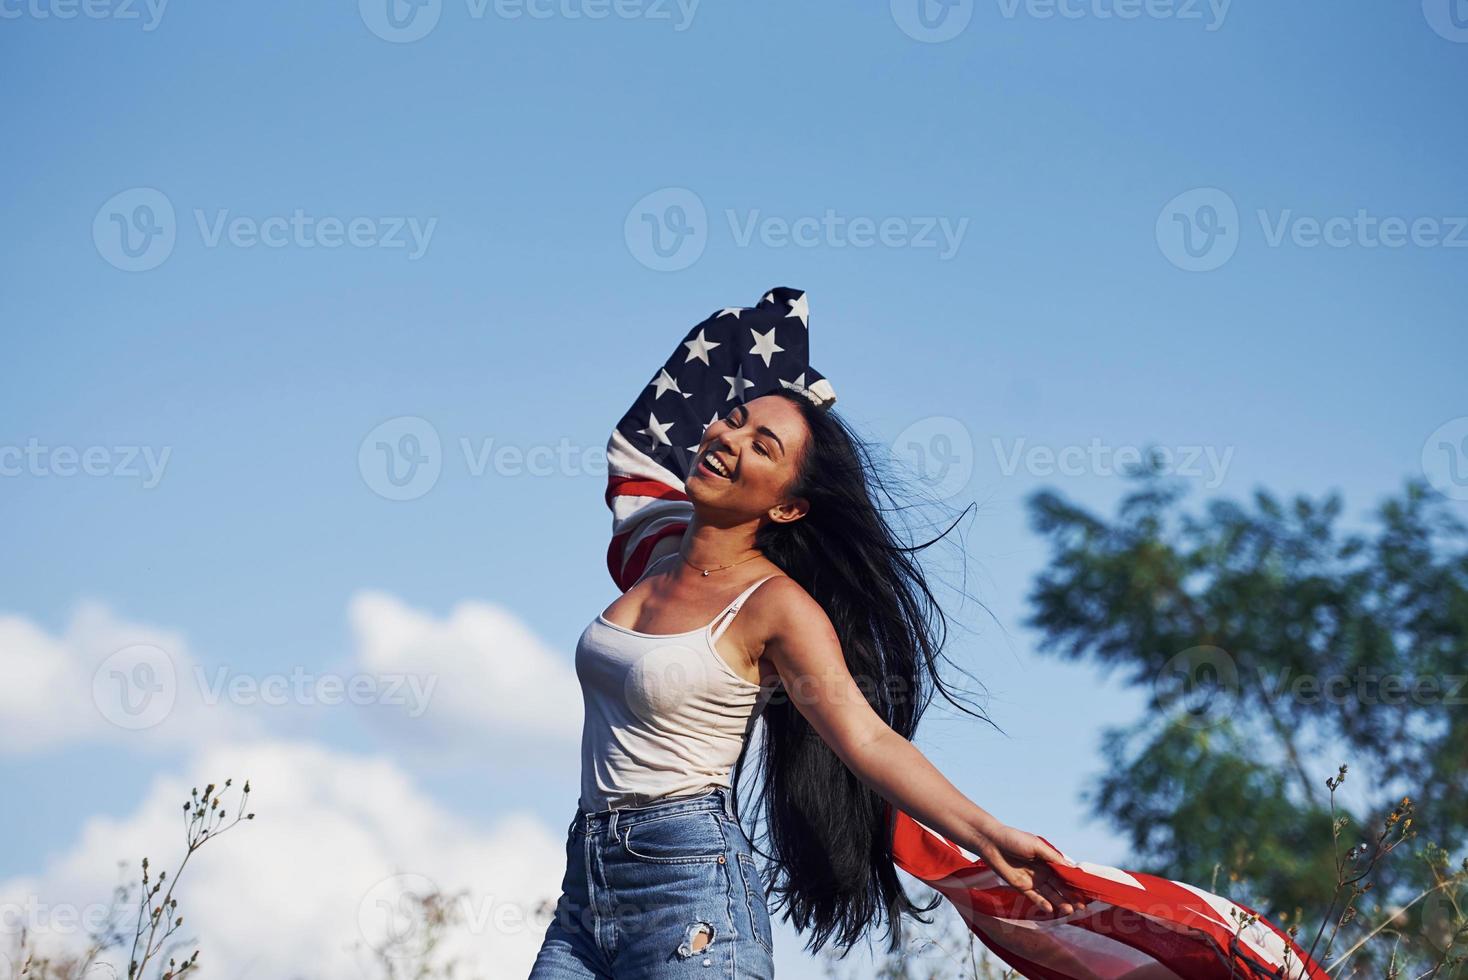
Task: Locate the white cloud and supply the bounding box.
[0,601,255,755]
[0,595,587,975]
[0,738,567,980]
[347,590,581,745]
[0,590,583,759]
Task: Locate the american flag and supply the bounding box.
[890,810,1328,979]
[601,286,1328,980]
[604,285,836,592]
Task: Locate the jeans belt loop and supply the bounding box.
[608,807,619,841]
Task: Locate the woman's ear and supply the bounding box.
[768,496,810,525]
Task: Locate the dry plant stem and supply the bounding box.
[1302,766,1421,978]
[1308,766,1374,970]
[1326,883,1452,974]
[126,778,253,980]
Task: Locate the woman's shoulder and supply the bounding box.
[746,572,832,634]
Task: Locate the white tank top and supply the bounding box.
[574,554,784,811]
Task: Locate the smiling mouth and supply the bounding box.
[698,451,732,480]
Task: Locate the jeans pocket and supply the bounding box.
[737,853,773,955]
[618,812,726,864]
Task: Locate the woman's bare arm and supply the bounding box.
[754,577,1088,917]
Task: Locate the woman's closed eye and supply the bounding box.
[725,407,772,456]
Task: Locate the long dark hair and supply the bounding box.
[731,387,996,957]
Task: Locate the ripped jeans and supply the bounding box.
[528,787,775,979]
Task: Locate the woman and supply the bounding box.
[529,287,1088,979]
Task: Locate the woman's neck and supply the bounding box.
[679,516,763,572]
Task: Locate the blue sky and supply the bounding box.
[2,1,1465,976]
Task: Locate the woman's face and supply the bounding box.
[686,394,811,525]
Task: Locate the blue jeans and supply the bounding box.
[528,787,775,978]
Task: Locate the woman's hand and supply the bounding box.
[971,823,1090,917]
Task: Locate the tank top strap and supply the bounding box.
[709,574,782,644]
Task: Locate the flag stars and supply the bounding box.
[683,328,722,366]
[780,372,812,396]
[749,326,785,368]
[638,412,675,449]
[717,307,743,319]
[785,291,809,328]
[722,364,755,402]
[649,368,684,399]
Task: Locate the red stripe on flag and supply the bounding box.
[889,808,1329,980]
[604,475,689,508]
[606,525,688,591]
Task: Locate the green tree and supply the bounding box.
[1024,465,1468,974]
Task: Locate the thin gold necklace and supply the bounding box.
[679,549,764,577]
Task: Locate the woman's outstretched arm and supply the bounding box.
[601,286,835,591]
[755,576,1091,918]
